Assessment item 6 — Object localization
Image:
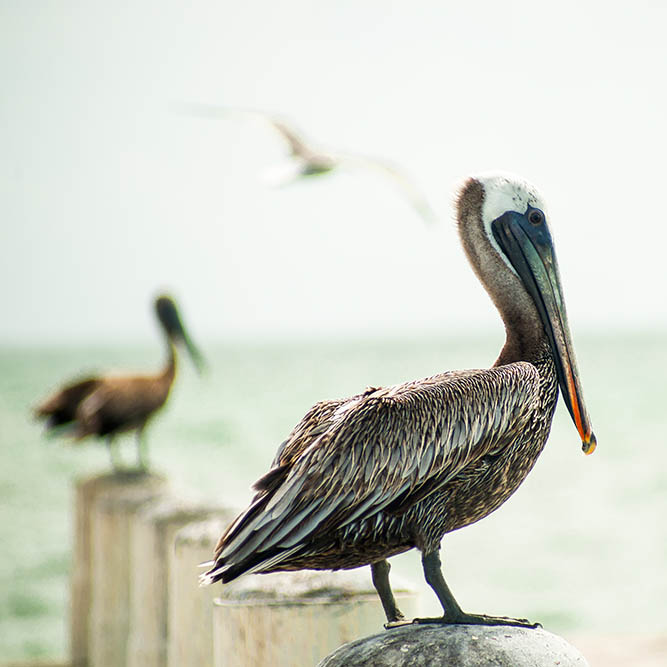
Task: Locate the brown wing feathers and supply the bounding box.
[203,364,539,585]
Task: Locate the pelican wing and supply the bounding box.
[35,377,101,417]
[205,362,540,582]
[75,376,167,436]
[267,393,382,470]
[212,396,356,557]
[34,377,102,429]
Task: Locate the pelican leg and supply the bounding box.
[414,549,540,628]
[371,560,406,627]
[136,427,149,472]
[107,436,121,472]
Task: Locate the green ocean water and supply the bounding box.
[0,333,666,662]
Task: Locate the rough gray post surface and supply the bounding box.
[317,624,590,667]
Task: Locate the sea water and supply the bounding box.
[1,332,665,661]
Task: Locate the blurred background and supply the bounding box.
[1,0,666,663]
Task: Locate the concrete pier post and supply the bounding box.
[166,513,237,667]
[317,624,590,666]
[72,471,167,667]
[212,569,418,667]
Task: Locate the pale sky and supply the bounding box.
[2,1,666,343]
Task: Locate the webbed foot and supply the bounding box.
[412,613,541,629]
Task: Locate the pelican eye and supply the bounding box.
[528,209,544,225]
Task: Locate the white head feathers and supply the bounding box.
[473,172,549,275]
[477,171,546,225]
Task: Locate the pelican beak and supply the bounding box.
[180,330,206,375]
[170,318,206,375]
[492,209,596,455]
[156,296,206,375]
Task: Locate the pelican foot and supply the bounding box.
[412,614,541,629]
[384,619,414,629]
[112,466,149,479]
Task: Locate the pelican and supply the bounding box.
[176,103,437,224]
[34,295,204,471]
[201,173,596,628]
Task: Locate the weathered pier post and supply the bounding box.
[71,471,167,667]
[125,498,223,667]
[166,513,238,667]
[71,473,113,667]
[317,624,590,666]
[212,569,418,667]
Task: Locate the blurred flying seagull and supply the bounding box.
[176,103,437,224]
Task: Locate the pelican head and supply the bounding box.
[155,295,205,373]
[457,172,596,455]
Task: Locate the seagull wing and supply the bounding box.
[337,153,437,223]
[172,103,319,160]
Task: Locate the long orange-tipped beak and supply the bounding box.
[492,208,596,455]
[582,432,597,455]
[566,373,597,455]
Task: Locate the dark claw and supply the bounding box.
[384,619,413,629]
[412,614,541,629]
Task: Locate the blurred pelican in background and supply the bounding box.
[34,295,205,471]
[176,103,437,224]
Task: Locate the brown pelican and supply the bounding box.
[201,173,596,628]
[176,103,437,224]
[34,295,204,471]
